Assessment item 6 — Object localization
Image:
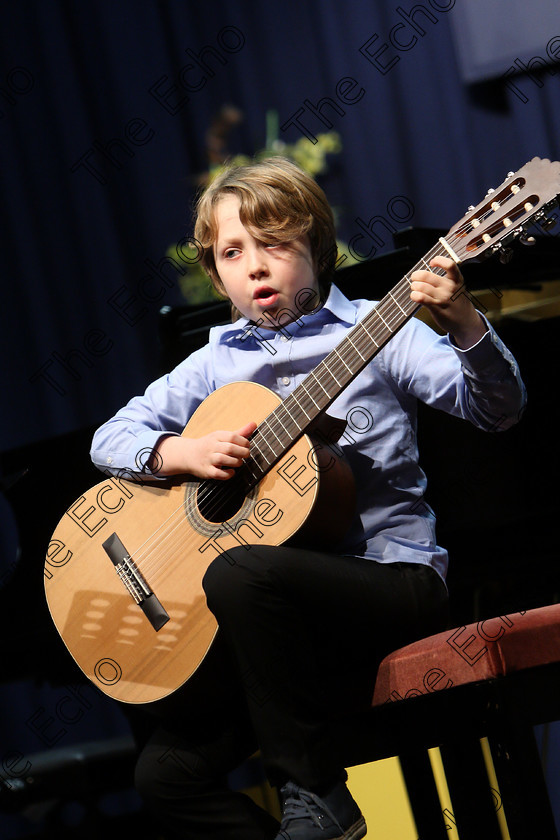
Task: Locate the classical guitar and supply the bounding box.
[45,157,560,704]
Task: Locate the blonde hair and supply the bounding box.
[193,157,337,319]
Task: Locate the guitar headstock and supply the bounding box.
[445,157,560,264]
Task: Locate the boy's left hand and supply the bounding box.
[409,256,487,349]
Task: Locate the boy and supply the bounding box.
[91,157,525,840]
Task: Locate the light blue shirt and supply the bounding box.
[91,285,526,581]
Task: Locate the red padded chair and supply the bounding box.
[342,603,560,840]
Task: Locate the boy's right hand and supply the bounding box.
[152,421,257,480]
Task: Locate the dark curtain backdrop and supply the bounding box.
[1,1,560,837]
[3,0,560,452]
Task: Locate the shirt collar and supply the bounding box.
[214,284,358,345]
[319,284,359,326]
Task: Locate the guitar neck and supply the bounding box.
[245,239,452,481]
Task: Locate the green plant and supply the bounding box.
[168,109,358,305]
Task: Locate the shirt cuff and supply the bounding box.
[93,430,180,478]
[450,314,518,379]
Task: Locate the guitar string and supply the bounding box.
[131,280,417,580]
[132,422,300,580]
[130,262,447,581]
[112,181,534,587]
[246,240,457,453]
[135,192,517,568]
[130,236,473,581]
[145,178,533,549]
[130,241,470,581]
[125,207,513,582]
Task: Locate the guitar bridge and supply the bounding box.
[102,532,169,631]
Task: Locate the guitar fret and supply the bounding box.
[379,295,405,325]
[374,308,391,330]
[358,320,379,347]
[289,391,311,420]
[264,418,284,446]
[297,383,321,412]
[252,442,272,467]
[256,424,277,452]
[333,347,353,374]
[389,291,407,316]
[300,380,323,409]
[314,367,338,393]
[347,335,366,361]
[247,237,452,471]
[267,411,297,449]
[252,428,276,464]
[277,401,303,433]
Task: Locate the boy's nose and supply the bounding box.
[248,253,269,278]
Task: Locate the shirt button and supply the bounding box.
[281,335,290,342]
[281,376,290,386]
[106,457,113,464]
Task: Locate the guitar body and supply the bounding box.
[45,381,355,704]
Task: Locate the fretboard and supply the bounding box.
[243,241,451,485]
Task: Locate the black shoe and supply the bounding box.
[276,779,367,839]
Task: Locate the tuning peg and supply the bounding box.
[486,187,495,196]
[539,216,557,231]
[492,243,513,264]
[519,234,536,246]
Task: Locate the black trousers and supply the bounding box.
[135,545,449,839]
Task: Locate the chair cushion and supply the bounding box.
[372,603,560,707]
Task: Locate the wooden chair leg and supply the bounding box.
[399,749,449,840]
[439,737,502,840]
[488,715,558,840]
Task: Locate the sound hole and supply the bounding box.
[196,475,248,523]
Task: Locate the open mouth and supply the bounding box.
[253,287,279,306]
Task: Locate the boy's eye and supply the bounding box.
[222,244,277,258]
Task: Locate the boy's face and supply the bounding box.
[213,195,319,327]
